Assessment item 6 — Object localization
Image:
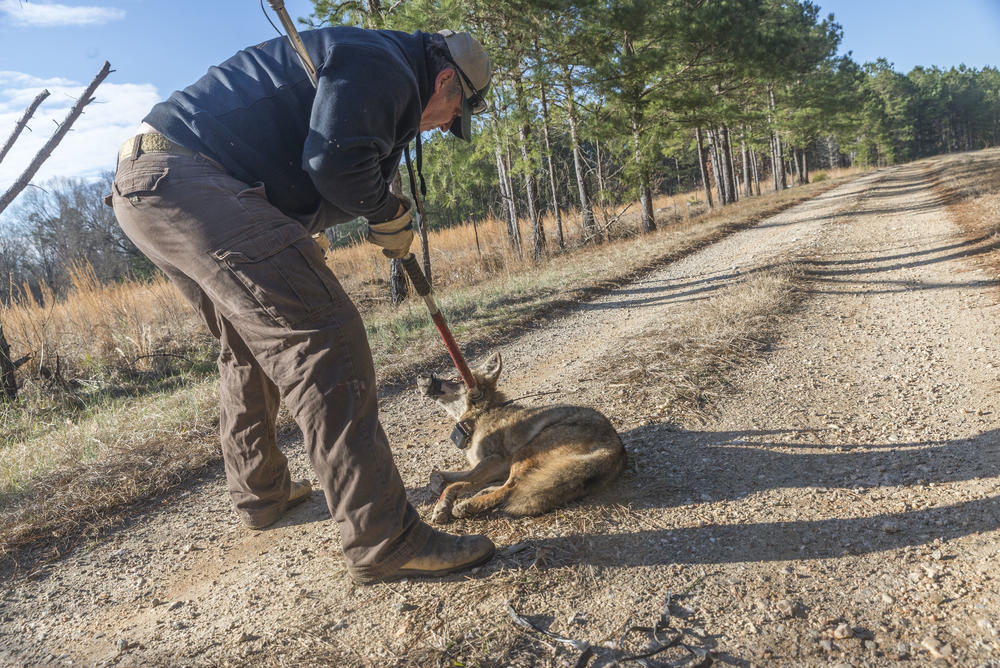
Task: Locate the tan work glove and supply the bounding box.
[367,198,414,259]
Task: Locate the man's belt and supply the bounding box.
[118,133,195,163]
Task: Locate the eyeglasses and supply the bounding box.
[446,58,487,114]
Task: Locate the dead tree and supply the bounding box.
[0,89,50,166]
[0,61,112,215]
[0,322,28,402]
[0,61,112,398]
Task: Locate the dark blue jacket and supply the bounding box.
[144,27,434,226]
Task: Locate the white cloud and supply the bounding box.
[0,70,160,209]
[0,0,124,27]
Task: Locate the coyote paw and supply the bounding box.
[428,471,447,496]
[452,500,469,519]
[431,502,453,525]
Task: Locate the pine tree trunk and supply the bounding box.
[768,87,787,192]
[769,133,779,192]
[537,76,563,249]
[751,146,761,196]
[695,127,713,209]
[723,125,738,203]
[792,147,802,185]
[513,74,543,259]
[594,139,606,209]
[775,133,787,190]
[562,67,598,242]
[741,131,751,197]
[495,144,522,257]
[522,122,545,259]
[708,128,726,205]
[632,115,654,233]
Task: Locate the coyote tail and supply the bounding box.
[504,445,625,516]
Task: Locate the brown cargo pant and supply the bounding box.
[110,141,431,581]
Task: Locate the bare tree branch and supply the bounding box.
[0,61,112,216]
[0,89,50,166]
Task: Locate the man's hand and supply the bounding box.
[367,199,414,259]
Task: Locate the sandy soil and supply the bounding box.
[2,156,998,667]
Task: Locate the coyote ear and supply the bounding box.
[480,352,502,384]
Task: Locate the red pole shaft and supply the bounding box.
[430,311,477,391]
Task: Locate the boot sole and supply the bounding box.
[360,544,496,584]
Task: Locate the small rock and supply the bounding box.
[115,638,129,652]
[775,599,796,618]
[921,636,946,658]
[833,623,854,639]
[881,521,900,533]
[167,601,184,612]
[881,593,895,604]
[896,640,910,657]
[567,611,587,625]
[819,638,835,652]
[501,542,530,557]
[239,632,259,643]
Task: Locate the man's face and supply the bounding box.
[420,69,463,133]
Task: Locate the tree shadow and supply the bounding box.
[578,269,741,311]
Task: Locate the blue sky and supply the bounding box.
[1,0,999,211]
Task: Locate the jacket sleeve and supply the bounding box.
[302,42,420,223]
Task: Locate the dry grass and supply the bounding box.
[3,262,205,379]
[0,169,861,559]
[596,259,806,425]
[930,148,1000,238]
[924,148,1000,287]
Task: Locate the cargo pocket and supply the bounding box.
[114,167,170,205]
[211,222,346,329]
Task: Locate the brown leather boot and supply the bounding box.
[353,529,495,584]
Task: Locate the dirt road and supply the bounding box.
[2,157,998,666]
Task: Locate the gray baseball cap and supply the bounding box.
[437,29,491,141]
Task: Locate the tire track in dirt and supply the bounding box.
[3,162,998,666]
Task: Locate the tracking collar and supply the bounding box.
[450,421,473,449]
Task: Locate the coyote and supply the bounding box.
[417,353,625,524]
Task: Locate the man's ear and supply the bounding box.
[435,67,456,94]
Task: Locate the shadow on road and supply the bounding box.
[520,424,1000,569]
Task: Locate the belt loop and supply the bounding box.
[130,135,142,161]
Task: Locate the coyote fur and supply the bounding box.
[417,353,625,524]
